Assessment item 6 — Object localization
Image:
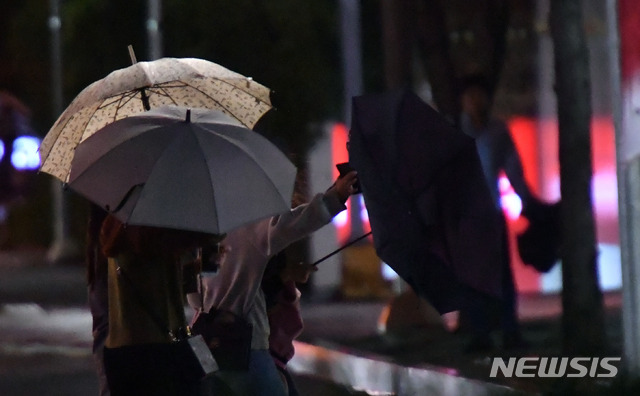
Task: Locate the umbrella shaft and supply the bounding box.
[312,231,372,266]
[140,89,151,111]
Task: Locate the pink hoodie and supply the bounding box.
[267,280,304,369]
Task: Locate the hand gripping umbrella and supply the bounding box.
[67,106,296,235]
[348,90,505,314]
[39,56,272,183]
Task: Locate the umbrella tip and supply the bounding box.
[128,45,137,64]
[185,109,191,123]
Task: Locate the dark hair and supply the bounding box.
[86,203,108,286]
[291,169,309,208]
[261,251,288,309]
[458,74,493,97]
[100,214,221,259]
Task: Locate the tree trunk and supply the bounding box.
[380,0,414,90]
[414,0,459,121]
[549,0,605,355]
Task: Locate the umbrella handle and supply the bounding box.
[311,231,372,266]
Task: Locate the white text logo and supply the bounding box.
[489,357,621,378]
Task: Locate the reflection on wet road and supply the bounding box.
[0,303,92,356]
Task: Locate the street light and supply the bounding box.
[47,0,79,263]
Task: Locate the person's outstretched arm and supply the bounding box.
[261,171,358,255]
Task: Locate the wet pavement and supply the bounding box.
[296,294,624,395]
[0,250,380,396]
[0,249,628,395]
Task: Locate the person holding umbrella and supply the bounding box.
[57,105,313,394]
[99,215,222,396]
[188,170,359,396]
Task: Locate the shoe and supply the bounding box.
[464,335,495,354]
[503,332,531,350]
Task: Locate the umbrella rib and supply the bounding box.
[45,93,141,173]
[41,102,109,172]
[98,91,133,110]
[146,85,181,106]
[114,91,140,111]
[150,79,269,107]
[69,127,175,215]
[95,78,269,127]
[100,91,142,116]
[75,94,135,143]
[143,80,270,127]
[151,80,244,110]
[212,78,271,105]
[192,133,222,232]
[177,81,258,128]
[199,128,289,210]
[39,114,75,165]
[191,78,271,107]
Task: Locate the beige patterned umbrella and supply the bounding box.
[39,57,272,182]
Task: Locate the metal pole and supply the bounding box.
[339,0,363,125]
[606,0,640,375]
[535,0,557,199]
[47,0,78,264]
[339,0,364,237]
[147,0,162,61]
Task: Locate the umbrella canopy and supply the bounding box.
[349,90,504,314]
[40,57,272,182]
[67,106,296,235]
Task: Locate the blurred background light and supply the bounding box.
[11,136,41,170]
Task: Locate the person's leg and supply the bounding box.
[499,219,529,349]
[103,346,130,396]
[501,263,529,349]
[278,366,300,396]
[461,286,496,353]
[212,350,287,396]
[104,344,194,396]
[500,250,519,335]
[93,343,110,396]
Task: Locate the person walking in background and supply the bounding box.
[458,74,532,352]
[188,170,358,396]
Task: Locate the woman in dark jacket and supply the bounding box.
[100,215,218,396]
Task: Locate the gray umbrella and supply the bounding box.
[67,106,296,235]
